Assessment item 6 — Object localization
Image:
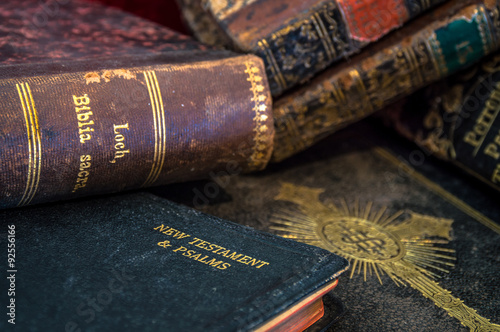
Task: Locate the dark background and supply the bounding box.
[88,0,188,33]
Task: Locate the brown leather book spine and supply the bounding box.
[272,0,500,162]
[0,54,274,209]
[178,0,447,96]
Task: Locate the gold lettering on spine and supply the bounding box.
[142,71,167,187]
[244,62,271,170]
[16,83,42,207]
[258,39,287,92]
[462,81,500,156]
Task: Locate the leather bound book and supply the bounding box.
[156,121,500,331]
[272,0,500,162]
[0,193,348,331]
[0,0,274,209]
[177,0,447,96]
[379,51,500,192]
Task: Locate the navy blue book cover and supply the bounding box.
[0,193,348,331]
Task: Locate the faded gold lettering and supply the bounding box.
[76,111,93,122]
[75,106,90,112]
[484,130,500,160]
[463,82,500,154]
[73,94,90,106]
[456,41,473,64]
[464,131,481,147]
[73,94,94,144]
[492,164,500,183]
[72,155,92,193]
[110,123,130,164]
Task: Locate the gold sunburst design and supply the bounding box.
[271,183,500,331]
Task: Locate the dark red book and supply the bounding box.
[0,0,274,208]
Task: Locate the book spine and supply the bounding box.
[382,52,500,191]
[0,55,274,209]
[179,0,446,96]
[272,0,500,162]
[254,0,447,96]
[175,0,234,48]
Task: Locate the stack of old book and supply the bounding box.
[0,0,498,331]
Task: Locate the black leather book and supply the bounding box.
[155,121,500,331]
[0,193,348,331]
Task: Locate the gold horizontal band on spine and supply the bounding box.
[16,83,42,207]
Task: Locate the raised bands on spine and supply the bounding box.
[16,83,42,207]
[142,71,167,187]
[258,39,287,93]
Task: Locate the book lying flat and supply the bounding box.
[0,0,274,209]
[160,121,500,331]
[0,193,348,331]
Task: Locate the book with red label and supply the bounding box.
[177,0,448,96]
[271,0,500,161]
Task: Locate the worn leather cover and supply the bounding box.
[0,0,207,66]
[272,0,500,162]
[0,193,348,331]
[177,0,446,96]
[0,0,274,209]
[381,50,500,192]
[155,121,500,331]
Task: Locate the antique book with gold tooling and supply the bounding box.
[272,0,500,162]
[156,122,500,331]
[0,0,274,209]
[380,51,500,192]
[177,0,447,96]
[0,193,348,331]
